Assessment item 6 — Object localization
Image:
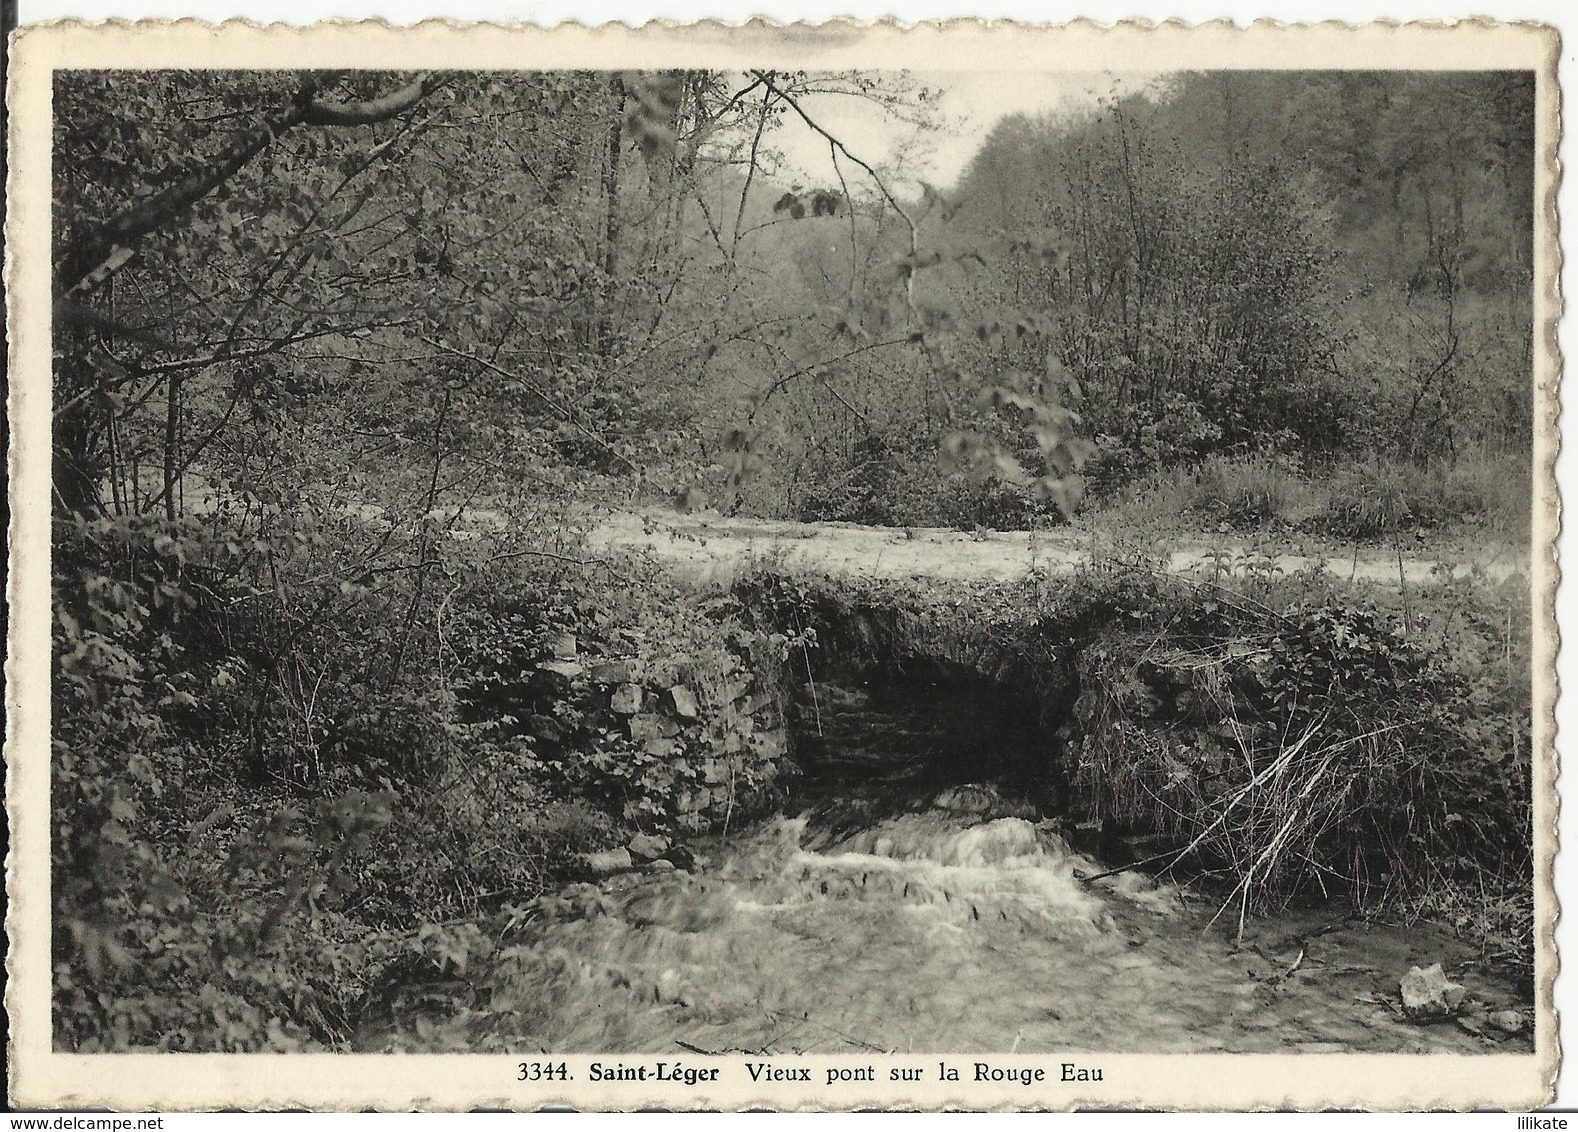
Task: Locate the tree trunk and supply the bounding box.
[53,323,103,516]
[162,371,182,522]
[598,75,625,360]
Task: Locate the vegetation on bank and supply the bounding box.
[787,445,1532,549]
[54,509,1534,1051]
[1087,448,1531,544]
[54,517,806,1050]
[747,556,1533,970]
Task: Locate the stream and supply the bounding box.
[367,679,1532,1056]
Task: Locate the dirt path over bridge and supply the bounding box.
[584,509,1530,589]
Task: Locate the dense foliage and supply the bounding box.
[867,79,1524,524]
[741,559,1533,965]
[921,71,1534,512]
[1070,568,1532,962]
[53,506,797,1048]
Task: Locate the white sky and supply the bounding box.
[766,71,1165,194]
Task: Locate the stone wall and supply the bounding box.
[520,624,797,847]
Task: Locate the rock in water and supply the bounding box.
[1488,1009,1525,1035]
[1400,963,1467,1021]
[932,783,1038,821]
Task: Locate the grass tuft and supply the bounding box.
[1088,449,1529,544]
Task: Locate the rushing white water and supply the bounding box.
[366,786,1527,1055]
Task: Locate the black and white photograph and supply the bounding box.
[5,17,1559,1112]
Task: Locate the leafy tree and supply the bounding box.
[941,70,1533,488]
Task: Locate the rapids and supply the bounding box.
[362,680,1531,1055]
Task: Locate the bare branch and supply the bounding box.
[751,336,914,418]
[419,336,641,474]
[749,70,920,309]
[730,85,774,257]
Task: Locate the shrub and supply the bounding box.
[1088,449,1530,544]
[1070,578,1531,952]
[357,760,618,926]
[51,511,455,1049]
[52,503,800,1050]
[1318,451,1530,540]
[794,435,1062,531]
[1185,453,1323,529]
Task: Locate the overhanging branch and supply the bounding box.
[57,73,445,296]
